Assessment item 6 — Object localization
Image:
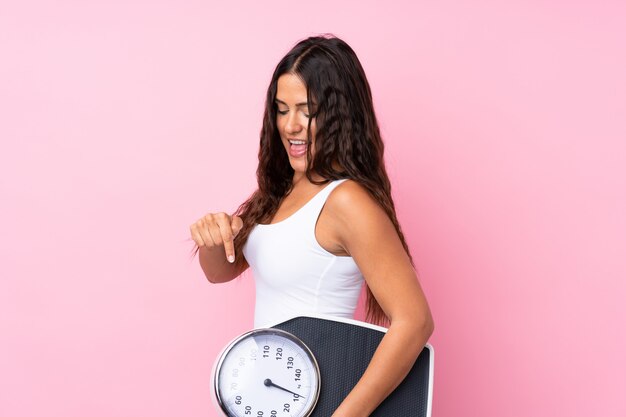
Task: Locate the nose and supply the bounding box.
[284,111,303,135]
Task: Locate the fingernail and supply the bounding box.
[228,255,235,263]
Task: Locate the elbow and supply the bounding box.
[202,269,220,284]
[411,309,435,342]
[391,309,434,341]
[200,262,229,284]
[204,267,241,284]
[205,273,230,284]
[423,313,435,340]
[421,304,435,339]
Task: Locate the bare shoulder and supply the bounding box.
[322,179,409,272]
[325,179,387,223]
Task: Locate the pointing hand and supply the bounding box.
[190,213,244,263]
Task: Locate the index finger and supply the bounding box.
[218,221,236,263]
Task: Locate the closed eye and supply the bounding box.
[277,109,310,118]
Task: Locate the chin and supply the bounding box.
[289,158,308,173]
[290,164,307,173]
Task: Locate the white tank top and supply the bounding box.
[242,179,364,328]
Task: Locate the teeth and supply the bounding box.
[289,140,306,145]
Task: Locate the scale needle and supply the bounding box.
[263,378,306,399]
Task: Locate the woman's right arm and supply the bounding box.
[190,213,249,283]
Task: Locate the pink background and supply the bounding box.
[1,1,625,416]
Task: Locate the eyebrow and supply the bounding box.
[275,98,309,107]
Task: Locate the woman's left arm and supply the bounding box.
[325,181,435,417]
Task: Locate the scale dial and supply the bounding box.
[213,328,321,417]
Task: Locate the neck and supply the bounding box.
[292,170,324,185]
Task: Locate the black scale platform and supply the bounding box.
[272,316,432,417]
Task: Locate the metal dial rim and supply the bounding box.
[214,328,321,417]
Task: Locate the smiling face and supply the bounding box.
[275,73,317,176]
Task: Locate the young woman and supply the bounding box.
[190,34,434,417]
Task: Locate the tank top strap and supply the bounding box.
[300,178,349,226]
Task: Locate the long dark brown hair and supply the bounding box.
[225,34,414,325]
